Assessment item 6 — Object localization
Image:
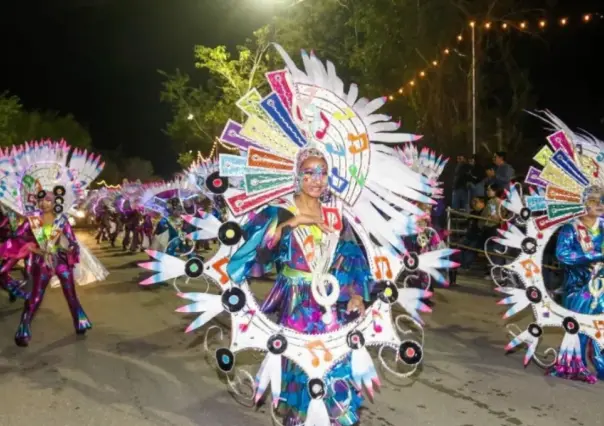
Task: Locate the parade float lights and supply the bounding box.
[385,12,603,101]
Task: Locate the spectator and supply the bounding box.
[460,187,506,279]
[482,184,506,279]
[468,155,484,186]
[460,196,487,268]
[477,165,497,198]
[493,151,515,189]
[452,155,472,211]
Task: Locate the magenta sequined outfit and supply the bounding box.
[2,217,92,346]
[0,210,29,301]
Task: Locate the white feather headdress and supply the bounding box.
[216,44,441,254]
[0,140,103,216]
[140,176,196,216]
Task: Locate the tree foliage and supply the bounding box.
[0,92,92,148]
[270,0,544,156]
[0,92,23,145]
[176,151,196,169]
[159,26,272,157]
[162,0,547,159]
[122,157,155,181]
[9,110,92,148]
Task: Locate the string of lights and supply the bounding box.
[96,180,121,189]
[194,137,240,162]
[386,12,603,100]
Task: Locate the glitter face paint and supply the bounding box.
[299,164,328,183]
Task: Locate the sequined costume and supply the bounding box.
[153,215,188,256]
[0,206,29,301]
[228,203,370,425]
[549,220,604,382]
[141,45,457,426]
[142,178,196,258]
[0,140,107,346]
[8,216,91,345]
[491,112,604,385]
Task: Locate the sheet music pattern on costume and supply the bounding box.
[294,83,370,206]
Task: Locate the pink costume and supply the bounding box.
[8,215,89,346]
[0,140,107,346]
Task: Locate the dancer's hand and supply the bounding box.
[346,295,365,315]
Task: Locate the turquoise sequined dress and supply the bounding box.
[227,205,373,425]
[549,219,604,382]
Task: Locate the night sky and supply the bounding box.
[1,0,602,177]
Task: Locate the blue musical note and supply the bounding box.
[328,167,349,194]
[326,143,345,156]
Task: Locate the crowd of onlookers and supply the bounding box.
[449,152,516,280]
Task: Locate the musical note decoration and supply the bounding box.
[137,45,457,425]
[492,111,604,374]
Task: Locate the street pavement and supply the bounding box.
[0,231,600,426]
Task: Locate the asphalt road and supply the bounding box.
[0,231,599,426]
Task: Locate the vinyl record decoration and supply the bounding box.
[138,45,458,425]
[490,111,604,370]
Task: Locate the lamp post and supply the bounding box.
[470,21,476,155]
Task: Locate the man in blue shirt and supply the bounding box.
[493,151,515,189]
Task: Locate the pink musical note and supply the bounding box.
[239,309,256,332]
[315,111,330,140]
[372,310,383,333]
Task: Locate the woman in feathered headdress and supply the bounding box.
[0,140,108,346]
[153,45,457,425]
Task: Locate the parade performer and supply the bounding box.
[186,156,231,250]
[142,178,196,257]
[0,140,108,346]
[117,180,146,252]
[0,148,29,301]
[395,146,449,301]
[140,45,456,425]
[86,188,116,244]
[493,111,604,384]
[0,203,29,301]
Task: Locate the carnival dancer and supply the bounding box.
[87,189,115,244]
[0,140,107,346]
[0,204,29,301]
[492,111,604,385]
[141,210,154,251]
[228,149,373,425]
[142,178,196,257]
[157,45,456,425]
[549,186,604,382]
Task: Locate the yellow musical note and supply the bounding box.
[333,108,355,120]
[593,320,604,339]
[347,133,369,154]
[520,259,541,278]
[374,256,393,279]
[305,340,333,367]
